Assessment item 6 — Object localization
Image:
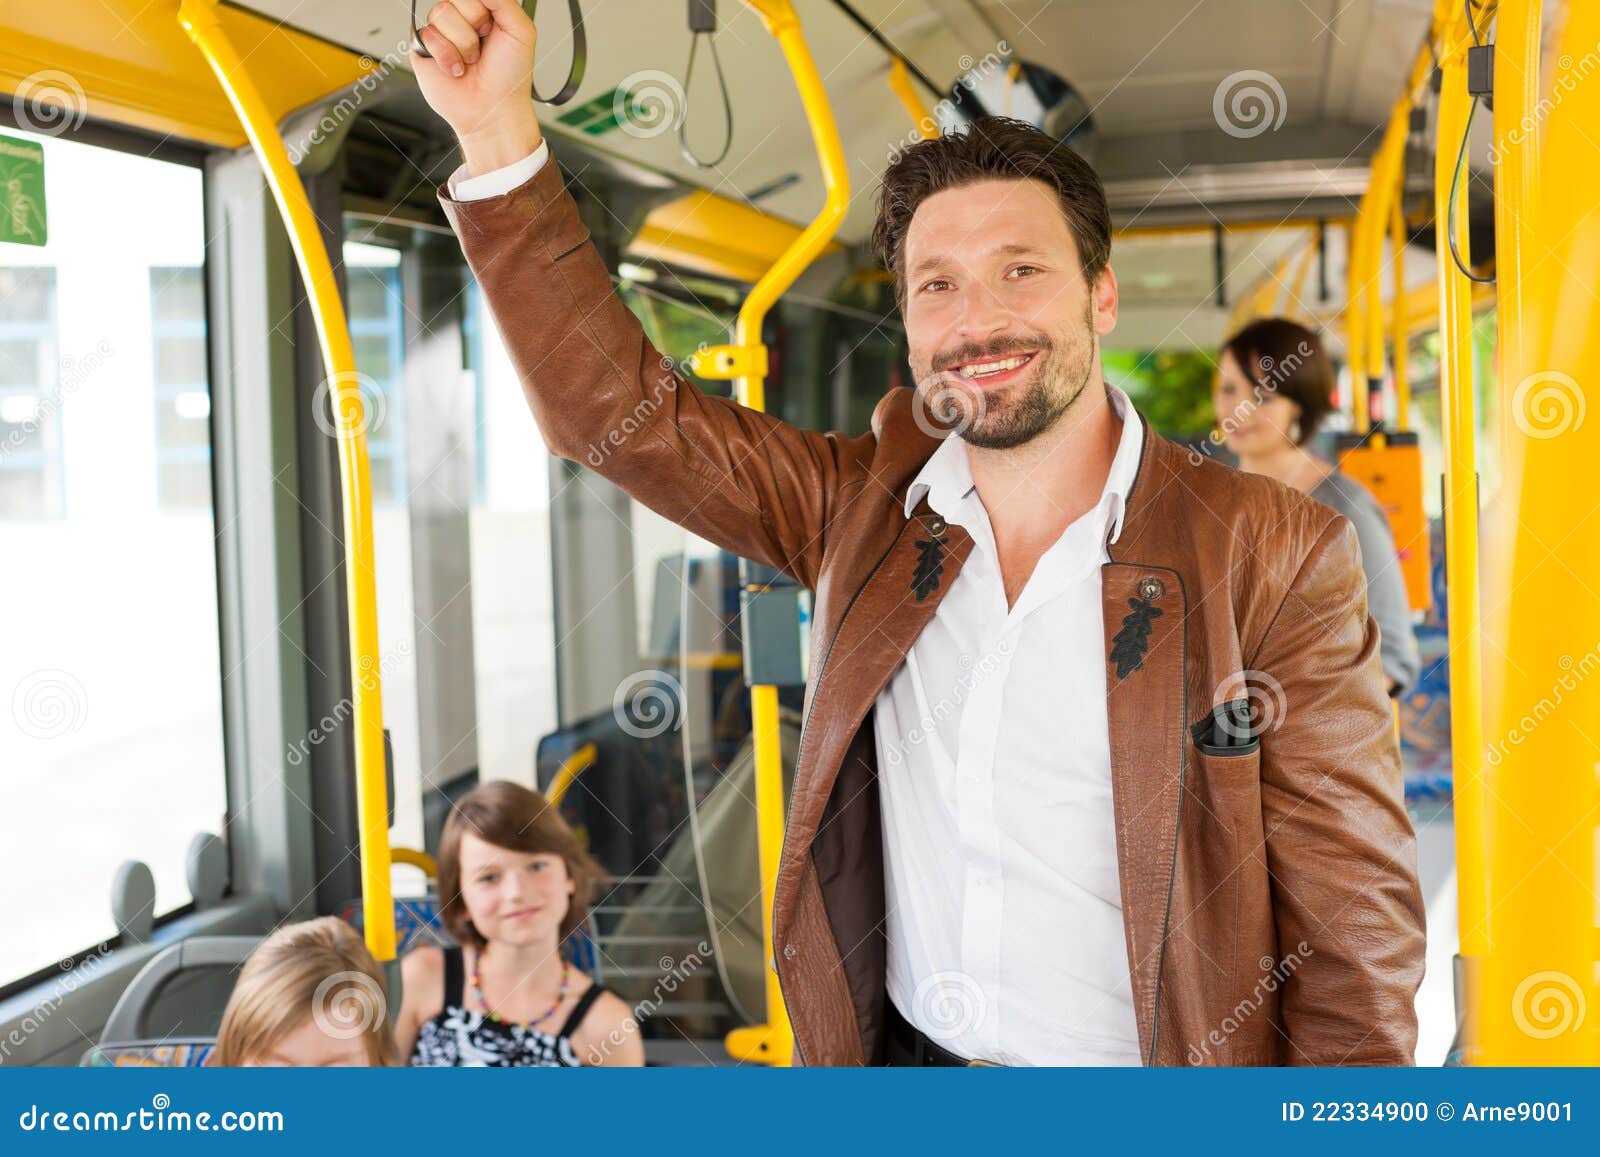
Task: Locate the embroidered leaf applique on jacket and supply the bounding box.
[1109,595,1163,678]
[911,531,946,601]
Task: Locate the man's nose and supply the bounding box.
[953,282,1015,342]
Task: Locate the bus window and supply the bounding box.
[0,129,225,986]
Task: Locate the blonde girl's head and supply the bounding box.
[212,916,398,1067]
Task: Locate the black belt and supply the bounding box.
[884,1000,980,1067]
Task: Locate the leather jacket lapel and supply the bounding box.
[1102,431,1193,1065]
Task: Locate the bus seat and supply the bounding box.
[100,936,261,1044]
[338,894,603,977]
[81,1039,215,1068]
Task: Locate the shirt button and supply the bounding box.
[783,944,796,959]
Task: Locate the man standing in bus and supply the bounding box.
[414,0,1426,1066]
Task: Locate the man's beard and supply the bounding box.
[929,301,1098,451]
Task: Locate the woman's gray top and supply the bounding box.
[1310,470,1421,693]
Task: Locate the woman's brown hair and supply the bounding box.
[212,917,398,1066]
[1220,318,1336,445]
[436,779,604,952]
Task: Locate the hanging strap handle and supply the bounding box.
[678,0,733,168]
[412,0,587,106]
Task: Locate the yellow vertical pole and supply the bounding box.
[1434,34,1487,998]
[1493,0,1542,463]
[1480,0,1600,1066]
[1391,197,1411,430]
[179,0,395,959]
[1346,219,1370,431]
[692,0,849,1067]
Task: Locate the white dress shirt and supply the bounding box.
[451,144,1147,1066]
[876,386,1146,1066]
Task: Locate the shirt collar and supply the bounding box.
[904,383,1145,544]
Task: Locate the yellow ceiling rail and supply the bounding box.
[179,0,395,962]
[888,57,938,140]
[1480,0,1600,1066]
[390,847,438,879]
[688,0,848,1069]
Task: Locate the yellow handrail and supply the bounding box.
[689,0,848,1068]
[546,743,598,808]
[888,58,938,140]
[1434,14,1488,1012]
[1492,0,1542,464]
[1390,197,1410,430]
[390,847,438,879]
[179,0,395,961]
[1481,0,1600,1066]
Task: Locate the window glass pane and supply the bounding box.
[0,129,225,984]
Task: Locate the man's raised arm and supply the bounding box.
[414,0,869,588]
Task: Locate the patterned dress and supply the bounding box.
[409,947,611,1067]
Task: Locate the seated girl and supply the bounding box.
[395,780,643,1066]
[212,916,398,1066]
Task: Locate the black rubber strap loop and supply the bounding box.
[412,0,587,106]
[679,27,733,169]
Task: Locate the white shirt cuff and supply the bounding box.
[447,140,550,201]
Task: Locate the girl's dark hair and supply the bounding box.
[1220,318,1335,445]
[436,779,603,951]
[872,115,1112,303]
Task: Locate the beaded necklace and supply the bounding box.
[470,949,572,1029]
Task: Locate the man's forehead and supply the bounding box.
[904,178,1076,268]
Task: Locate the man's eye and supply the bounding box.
[1006,265,1040,279]
[920,278,951,293]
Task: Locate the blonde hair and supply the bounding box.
[212,917,398,1067]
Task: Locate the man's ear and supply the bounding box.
[1092,266,1119,337]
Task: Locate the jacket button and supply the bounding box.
[783,944,796,959]
[1139,576,1164,600]
[926,515,946,536]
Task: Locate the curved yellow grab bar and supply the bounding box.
[888,58,938,140]
[546,743,598,808]
[688,0,849,1069]
[180,0,395,961]
[390,847,438,879]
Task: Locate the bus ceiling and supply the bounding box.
[4,1,1496,234]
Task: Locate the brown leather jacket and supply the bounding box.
[439,154,1427,1067]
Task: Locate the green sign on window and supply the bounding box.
[0,133,48,248]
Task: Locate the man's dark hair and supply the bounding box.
[871,116,1113,303]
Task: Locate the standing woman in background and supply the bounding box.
[1212,318,1421,694]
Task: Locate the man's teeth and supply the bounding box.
[959,354,1031,378]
